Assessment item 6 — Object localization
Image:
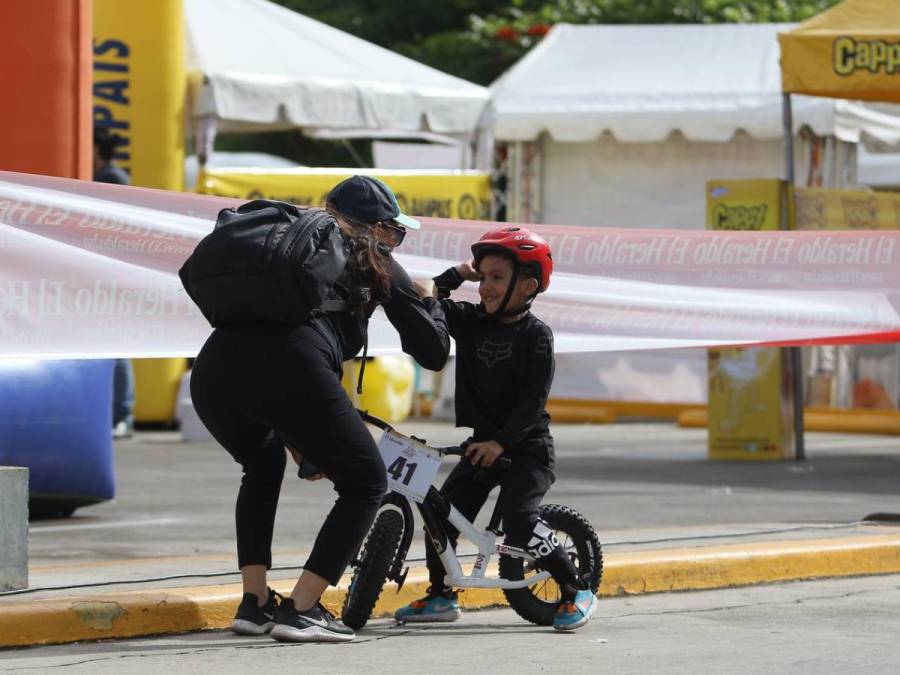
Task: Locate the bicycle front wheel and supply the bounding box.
[499,504,603,626]
[341,508,405,630]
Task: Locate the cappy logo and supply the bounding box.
[833,36,900,77]
[713,203,767,230]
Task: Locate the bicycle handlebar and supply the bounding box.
[358,408,392,431]
[437,445,512,471]
[358,409,513,471]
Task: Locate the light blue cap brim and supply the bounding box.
[394,213,421,230]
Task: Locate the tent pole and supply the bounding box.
[197,115,217,169]
[782,93,806,461]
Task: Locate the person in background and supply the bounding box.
[93,128,130,185]
[93,127,134,439]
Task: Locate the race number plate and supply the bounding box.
[377,430,441,503]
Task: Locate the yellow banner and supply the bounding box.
[707,348,795,461]
[778,0,900,103]
[706,181,900,232]
[794,187,900,230]
[198,168,492,220]
[706,178,795,460]
[93,0,185,190]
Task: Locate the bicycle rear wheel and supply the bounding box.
[341,508,405,630]
[499,504,603,626]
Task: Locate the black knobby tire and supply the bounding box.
[341,508,405,630]
[499,504,603,626]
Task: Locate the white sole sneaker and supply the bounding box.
[270,623,354,643]
[553,594,597,631]
[231,619,274,635]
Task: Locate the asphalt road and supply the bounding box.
[3,575,899,674]
[19,421,900,595]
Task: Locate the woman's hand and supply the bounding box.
[286,446,326,481]
[465,440,505,467]
[413,278,436,299]
[455,261,479,282]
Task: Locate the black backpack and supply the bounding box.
[179,200,350,327]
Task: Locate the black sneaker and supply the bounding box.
[232,588,280,635]
[270,598,355,643]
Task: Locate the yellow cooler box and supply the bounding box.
[133,358,189,424]
[342,356,415,423]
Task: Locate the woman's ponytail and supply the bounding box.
[326,205,392,308]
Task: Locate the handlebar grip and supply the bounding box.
[492,456,513,471]
[437,445,513,472]
[297,457,321,479]
[357,408,392,431]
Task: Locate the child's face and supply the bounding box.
[477,254,538,315]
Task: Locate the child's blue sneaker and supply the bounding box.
[394,589,461,624]
[553,590,597,631]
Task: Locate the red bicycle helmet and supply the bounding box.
[471,226,553,292]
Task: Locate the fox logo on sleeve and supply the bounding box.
[476,340,513,368]
[535,333,553,356]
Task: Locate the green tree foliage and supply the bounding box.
[274,0,842,85]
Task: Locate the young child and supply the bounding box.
[396,226,597,631]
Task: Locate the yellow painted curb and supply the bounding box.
[678,408,900,435]
[3,534,899,648]
[600,534,900,595]
[548,399,703,424]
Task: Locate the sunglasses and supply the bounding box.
[377,221,407,247]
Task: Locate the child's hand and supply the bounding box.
[455,261,479,282]
[465,440,505,467]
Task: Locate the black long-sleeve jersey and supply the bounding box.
[433,267,555,467]
[312,257,450,372]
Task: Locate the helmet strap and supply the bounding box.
[492,263,536,319]
[492,262,518,316]
[476,253,539,320]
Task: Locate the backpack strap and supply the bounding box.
[318,298,351,312]
[356,332,369,395]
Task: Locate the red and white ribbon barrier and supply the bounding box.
[1,171,898,358]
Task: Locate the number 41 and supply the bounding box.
[387,456,417,486]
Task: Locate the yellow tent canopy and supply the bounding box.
[779,0,900,103]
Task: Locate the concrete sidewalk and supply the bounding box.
[3,421,900,648]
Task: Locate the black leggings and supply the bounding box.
[425,455,582,591]
[190,324,386,586]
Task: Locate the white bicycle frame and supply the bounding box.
[361,409,553,592]
[436,504,552,590]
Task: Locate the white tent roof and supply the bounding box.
[185,0,489,135]
[488,23,900,144]
[858,146,900,187]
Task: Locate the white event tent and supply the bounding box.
[184,0,491,163]
[487,22,900,228]
[486,22,900,404]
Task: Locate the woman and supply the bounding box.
[189,176,450,643]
